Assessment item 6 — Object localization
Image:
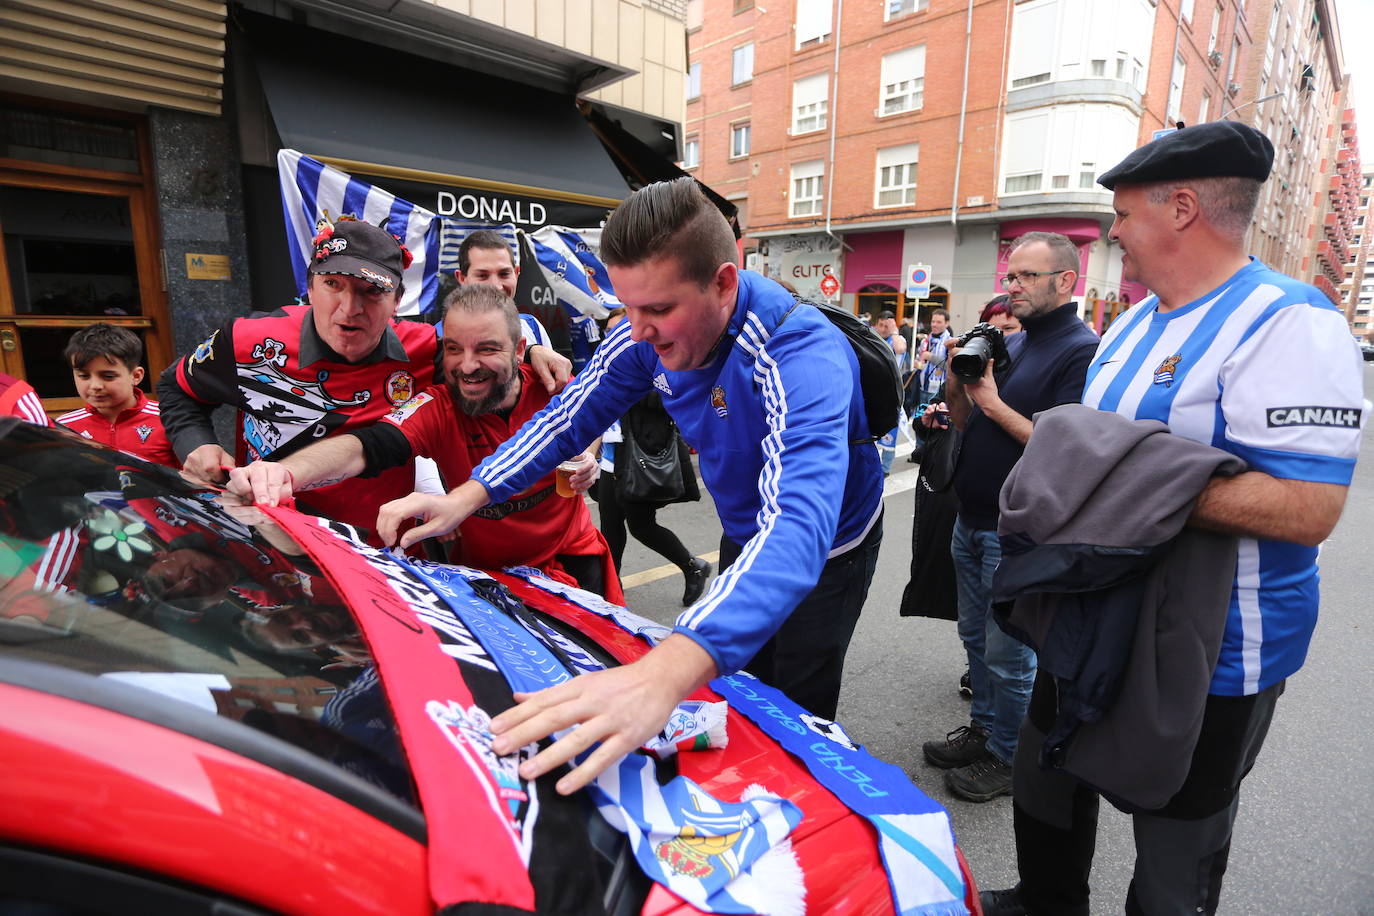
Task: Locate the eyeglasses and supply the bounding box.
[1000,269,1069,290]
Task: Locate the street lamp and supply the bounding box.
[1220,91,1284,121]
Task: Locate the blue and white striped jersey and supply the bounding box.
[472,270,884,675]
[1083,258,1368,696]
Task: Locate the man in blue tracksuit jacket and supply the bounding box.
[378,178,884,793]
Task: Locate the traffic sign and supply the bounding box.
[819,272,840,298]
[906,263,931,299]
[1151,127,1179,141]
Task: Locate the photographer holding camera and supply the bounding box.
[920,232,1099,802]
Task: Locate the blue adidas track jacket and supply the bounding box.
[472,270,884,675]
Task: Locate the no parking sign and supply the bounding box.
[906,264,931,299]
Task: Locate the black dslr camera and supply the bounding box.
[950,322,1011,381]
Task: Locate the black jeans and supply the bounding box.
[597,473,693,573]
[718,515,882,720]
[1013,672,1284,916]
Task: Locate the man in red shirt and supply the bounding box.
[228,284,618,601]
[56,324,179,468]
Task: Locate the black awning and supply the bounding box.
[581,102,738,228]
[247,14,629,204]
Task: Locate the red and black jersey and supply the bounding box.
[159,304,439,536]
[56,391,180,469]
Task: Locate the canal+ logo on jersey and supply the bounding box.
[1266,406,1363,429]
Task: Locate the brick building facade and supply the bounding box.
[684,0,1355,331]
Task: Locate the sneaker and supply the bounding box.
[921,724,989,769]
[681,557,711,606]
[945,753,1013,802]
[979,886,1028,916]
[958,667,972,699]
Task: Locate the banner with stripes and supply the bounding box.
[276,149,442,317]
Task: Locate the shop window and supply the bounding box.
[0,105,170,411]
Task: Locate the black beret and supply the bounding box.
[1097,120,1275,190]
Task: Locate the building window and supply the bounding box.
[1079,163,1096,188]
[1009,0,1056,89]
[875,142,918,207]
[687,62,701,100]
[795,0,832,49]
[732,43,754,84]
[734,0,754,12]
[1004,173,1042,194]
[1181,0,1194,21]
[879,46,925,115]
[730,122,751,158]
[1167,53,1186,123]
[1208,4,1222,53]
[1051,175,1069,189]
[1199,91,1211,125]
[1090,59,1106,77]
[791,160,824,217]
[884,0,928,22]
[792,72,829,133]
[1228,36,1241,82]
[683,137,699,169]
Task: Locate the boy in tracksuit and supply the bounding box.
[57,323,179,468]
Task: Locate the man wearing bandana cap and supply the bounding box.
[982,121,1368,915]
[158,217,570,537]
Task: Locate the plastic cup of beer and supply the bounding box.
[556,461,580,497]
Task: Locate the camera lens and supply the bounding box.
[952,336,992,380]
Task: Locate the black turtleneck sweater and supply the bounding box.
[953,301,1100,530]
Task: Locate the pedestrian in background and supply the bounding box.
[920,235,1099,804]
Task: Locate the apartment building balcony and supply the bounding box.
[1313,273,1340,305]
[1005,78,1144,116]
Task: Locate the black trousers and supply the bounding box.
[1013,671,1284,916]
[596,473,693,573]
[718,516,882,720]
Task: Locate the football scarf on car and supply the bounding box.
[506,568,971,916]
[410,560,807,915]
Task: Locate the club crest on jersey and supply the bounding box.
[385,370,417,406]
[653,373,673,396]
[190,330,219,365]
[252,337,288,368]
[79,430,93,440]
[135,424,154,442]
[427,700,534,822]
[1152,354,1182,387]
[711,385,728,418]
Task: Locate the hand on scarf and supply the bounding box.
[490,633,718,794]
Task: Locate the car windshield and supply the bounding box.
[0,420,416,808]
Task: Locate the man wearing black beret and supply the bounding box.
[982,121,1368,915]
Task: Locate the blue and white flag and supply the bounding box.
[276,149,442,317]
[527,226,621,369]
[439,220,520,274]
[589,769,805,916]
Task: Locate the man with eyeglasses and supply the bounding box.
[920,231,1098,803]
